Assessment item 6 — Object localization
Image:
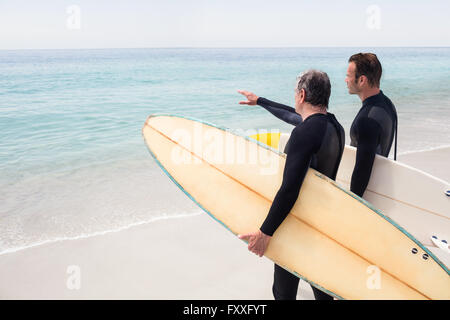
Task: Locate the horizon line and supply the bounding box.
[1,45,450,51]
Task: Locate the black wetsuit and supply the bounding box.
[256,97,345,300]
[349,90,397,197]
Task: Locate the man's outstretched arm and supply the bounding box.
[238,90,302,126]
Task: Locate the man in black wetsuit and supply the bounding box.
[237,70,345,301]
[345,53,398,197]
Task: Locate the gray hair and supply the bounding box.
[295,69,331,109]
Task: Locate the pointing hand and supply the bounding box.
[237,90,259,106]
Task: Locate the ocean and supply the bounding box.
[1,47,449,254]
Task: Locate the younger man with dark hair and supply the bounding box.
[345,53,398,197]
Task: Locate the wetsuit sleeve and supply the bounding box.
[257,97,303,126]
[260,125,318,236]
[350,117,382,197]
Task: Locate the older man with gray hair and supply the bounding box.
[238,70,345,300]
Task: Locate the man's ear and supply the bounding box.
[299,88,306,103]
[358,75,367,87]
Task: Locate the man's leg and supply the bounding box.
[311,286,334,300]
[272,264,300,300]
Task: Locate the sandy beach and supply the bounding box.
[0,147,448,300]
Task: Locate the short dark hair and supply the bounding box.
[348,53,382,88]
[296,70,331,109]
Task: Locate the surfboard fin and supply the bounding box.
[431,235,450,253]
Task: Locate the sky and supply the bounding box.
[0,0,449,49]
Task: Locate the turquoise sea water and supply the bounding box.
[1,47,449,254]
